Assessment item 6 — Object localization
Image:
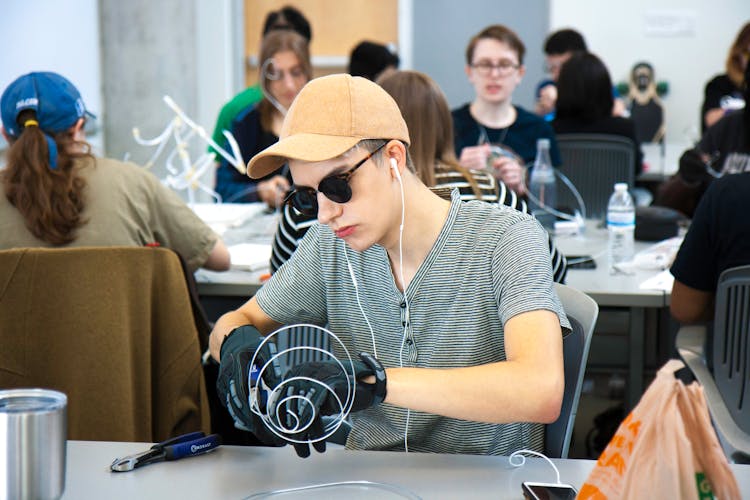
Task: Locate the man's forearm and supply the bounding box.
[209,310,254,360]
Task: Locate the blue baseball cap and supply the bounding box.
[1,71,94,138]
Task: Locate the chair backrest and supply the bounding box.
[545,283,599,458]
[713,264,750,435]
[0,246,210,442]
[556,134,636,220]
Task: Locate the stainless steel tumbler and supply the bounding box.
[0,388,67,500]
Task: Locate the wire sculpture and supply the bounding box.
[248,324,358,446]
[131,95,245,204]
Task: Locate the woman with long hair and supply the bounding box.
[215,29,312,204]
[0,71,229,271]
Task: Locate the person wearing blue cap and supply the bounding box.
[0,71,230,272]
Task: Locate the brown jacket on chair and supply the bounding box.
[0,246,210,442]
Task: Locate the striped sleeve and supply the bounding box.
[270,204,317,273]
[495,178,567,283]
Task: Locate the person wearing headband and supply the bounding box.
[210,74,569,458]
[214,30,311,205]
[0,71,230,272]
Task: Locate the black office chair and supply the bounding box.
[545,283,599,458]
[676,264,750,463]
[556,134,636,220]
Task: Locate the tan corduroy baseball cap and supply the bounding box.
[247,74,410,179]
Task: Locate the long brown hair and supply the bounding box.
[258,30,311,131]
[727,22,750,88]
[377,70,481,197]
[3,109,92,244]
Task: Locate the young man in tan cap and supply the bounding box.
[210,74,569,458]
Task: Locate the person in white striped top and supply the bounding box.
[211,74,569,458]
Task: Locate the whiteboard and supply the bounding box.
[0,0,102,148]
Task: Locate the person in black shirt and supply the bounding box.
[701,22,750,134]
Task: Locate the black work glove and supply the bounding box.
[270,352,386,458]
[216,325,285,446]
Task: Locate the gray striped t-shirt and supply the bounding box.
[256,189,570,455]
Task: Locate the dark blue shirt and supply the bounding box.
[215,104,289,203]
[452,104,562,167]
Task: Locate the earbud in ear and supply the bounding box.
[390,158,402,183]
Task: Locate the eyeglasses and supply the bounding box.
[285,141,388,216]
[471,60,520,77]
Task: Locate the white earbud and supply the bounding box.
[390,158,402,182]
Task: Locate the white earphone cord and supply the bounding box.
[344,154,411,453]
[391,158,411,453]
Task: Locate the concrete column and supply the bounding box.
[99,0,198,178]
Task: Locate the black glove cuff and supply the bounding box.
[220,324,263,359]
[359,352,387,405]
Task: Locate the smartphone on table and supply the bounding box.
[522,481,578,500]
[565,255,596,270]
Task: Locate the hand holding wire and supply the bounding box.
[267,352,386,458]
[257,175,291,208]
[492,155,527,195]
[458,144,491,171]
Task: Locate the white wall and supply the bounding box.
[550,0,750,143]
[195,0,244,134]
[0,0,102,152]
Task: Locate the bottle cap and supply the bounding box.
[537,138,550,149]
[614,182,628,191]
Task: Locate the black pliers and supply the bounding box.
[110,431,221,472]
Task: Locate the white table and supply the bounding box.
[637,141,687,183]
[555,222,673,409]
[193,202,276,308]
[61,440,750,499]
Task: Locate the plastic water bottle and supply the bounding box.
[528,138,557,231]
[607,183,635,271]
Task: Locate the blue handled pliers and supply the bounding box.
[110,431,221,472]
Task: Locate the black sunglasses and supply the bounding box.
[285,141,388,216]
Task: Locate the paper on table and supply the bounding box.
[190,203,267,234]
[639,269,675,291]
[228,243,272,271]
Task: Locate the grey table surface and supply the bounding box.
[61,440,750,500]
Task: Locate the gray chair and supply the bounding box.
[545,283,599,458]
[676,264,750,463]
[555,134,636,220]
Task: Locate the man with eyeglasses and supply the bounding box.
[210,74,569,458]
[452,25,562,197]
